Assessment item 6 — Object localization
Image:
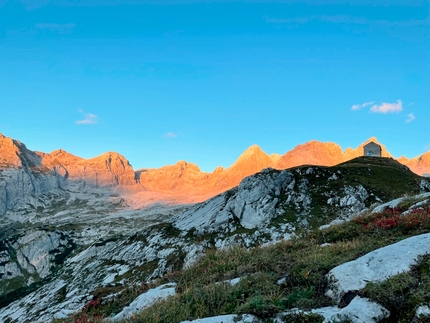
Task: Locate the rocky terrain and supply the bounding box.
[1,133,430,322]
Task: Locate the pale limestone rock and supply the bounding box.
[327,233,430,301]
[108,283,176,322]
[180,314,259,323]
[277,297,389,323]
[173,169,294,231]
[183,244,205,269]
[315,297,389,323]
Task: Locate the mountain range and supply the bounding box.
[1,133,429,208]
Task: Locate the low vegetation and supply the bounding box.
[54,199,430,323]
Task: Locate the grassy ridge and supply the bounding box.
[273,157,424,230]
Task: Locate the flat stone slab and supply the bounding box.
[326,233,430,300]
[108,283,176,322]
[180,314,258,323]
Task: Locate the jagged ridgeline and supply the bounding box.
[175,156,427,235]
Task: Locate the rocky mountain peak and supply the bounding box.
[0,133,44,169]
[276,140,344,169]
[343,137,393,161]
[229,144,273,169]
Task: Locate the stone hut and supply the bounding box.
[363,142,382,157]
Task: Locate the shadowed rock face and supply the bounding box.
[0,134,66,215]
[1,133,136,189]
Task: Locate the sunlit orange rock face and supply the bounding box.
[37,150,136,187]
[136,145,279,199]
[0,134,27,168]
[134,137,430,205]
[211,145,277,191]
[137,161,211,192]
[403,152,430,176]
[276,140,343,169]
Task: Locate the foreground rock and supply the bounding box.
[313,297,389,323]
[326,233,430,301]
[108,283,177,322]
[180,314,259,323]
[276,296,389,323]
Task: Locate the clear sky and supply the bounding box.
[1,0,429,172]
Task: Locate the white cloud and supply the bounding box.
[76,111,98,125]
[351,101,374,111]
[370,100,403,114]
[165,132,178,138]
[406,113,416,123]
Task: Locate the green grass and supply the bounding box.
[271,157,425,230]
[52,203,430,323]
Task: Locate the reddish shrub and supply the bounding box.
[83,299,100,309]
[371,216,400,229]
[76,315,88,323]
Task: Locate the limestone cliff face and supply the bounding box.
[276,141,343,169]
[137,146,277,196]
[404,152,430,176]
[137,161,211,192]
[38,150,136,187]
[109,138,430,206]
[0,133,136,216]
[0,134,65,215]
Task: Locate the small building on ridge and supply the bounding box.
[363,142,382,157]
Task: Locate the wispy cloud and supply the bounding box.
[406,113,416,123]
[351,101,374,111]
[34,23,76,34]
[369,100,403,114]
[165,132,178,138]
[76,109,98,125]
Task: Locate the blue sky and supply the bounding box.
[1,0,429,172]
